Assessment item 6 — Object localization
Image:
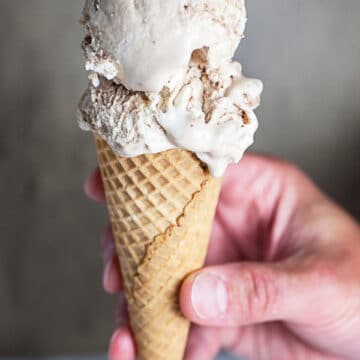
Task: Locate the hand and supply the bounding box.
[85,154,360,360]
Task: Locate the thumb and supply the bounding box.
[180,262,303,327]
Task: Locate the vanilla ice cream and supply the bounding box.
[79,0,263,177]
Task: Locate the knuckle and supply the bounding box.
[303,257,360,326]
[308,258,343,291]
[274,159,311,188]
[268,157,303,179]
[233,266,281,322]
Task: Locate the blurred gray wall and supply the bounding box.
[0,0,359,356]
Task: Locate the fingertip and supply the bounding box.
[84,171,96,198]
[108,328,136,360]
[103,254,122,294]
[84,167,105,202]
[102,224,115,258]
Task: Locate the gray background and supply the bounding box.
[1,0,359,357]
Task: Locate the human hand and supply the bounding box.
[85,154,360,360]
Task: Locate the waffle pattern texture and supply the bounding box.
[95,135,221,360]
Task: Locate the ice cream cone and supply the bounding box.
[94,134,221,360]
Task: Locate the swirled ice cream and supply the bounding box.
[78,0,263,177]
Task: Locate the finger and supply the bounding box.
[102,224,115,261]
[102,225,122,293]
[184,325,222,360]
[84,167,105,202]
[217,155,326,261]
[108,327,136,360]
[103,254,122,294]
[180,262,303,327]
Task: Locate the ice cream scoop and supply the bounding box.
[82,0,247,92]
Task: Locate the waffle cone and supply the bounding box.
[94,135,221,360]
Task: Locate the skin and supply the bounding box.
[85,154,360,360]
